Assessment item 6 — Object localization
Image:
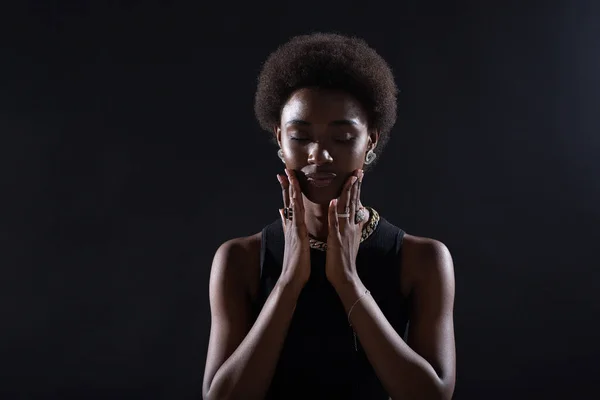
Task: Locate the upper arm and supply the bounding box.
[202,237,258,398]
[405,239,456,397]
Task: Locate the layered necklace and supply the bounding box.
[308,207,380,251]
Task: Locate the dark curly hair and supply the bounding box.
[254,32,398,165]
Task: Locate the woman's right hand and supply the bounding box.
[276,169,311,293]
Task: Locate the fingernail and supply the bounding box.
[351,176,358,185]
[276,174,282,184]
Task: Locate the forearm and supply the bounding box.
[336,280,446,400]
[205,281,300,400]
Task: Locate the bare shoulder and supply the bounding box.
[400,233,455,296]
[213,232,262,267]
[401,234,457,394]
[210,232,263,300]
[204,232,263,397]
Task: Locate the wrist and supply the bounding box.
[276,276,305,300]
[333,277,367,312]
[330,271,361,292]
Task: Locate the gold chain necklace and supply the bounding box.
[308,207,380,251]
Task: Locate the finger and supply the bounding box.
[328,199,342,246]
[277,174,290,209]
[339,174,357,215]
[285,169,295,212]
[355,169,364,222]
[286,169,306,228]
[343,175,358,220]
[336,175,356,235]
[328,198,340,233]
[350,169,362,224]
[278,208,287,231]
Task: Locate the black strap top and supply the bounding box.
[253,216,410,399]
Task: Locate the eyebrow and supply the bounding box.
[286,119,358,126]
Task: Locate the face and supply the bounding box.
[276,87,378,205]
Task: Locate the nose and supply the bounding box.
[307,143,333,166]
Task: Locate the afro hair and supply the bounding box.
[254,32,398,163]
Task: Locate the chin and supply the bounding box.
[300,183,343,206]
[303,192,335,206]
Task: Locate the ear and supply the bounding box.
[368,130,380,150]
[275,126,282,147]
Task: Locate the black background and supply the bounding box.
[1,1,599,399]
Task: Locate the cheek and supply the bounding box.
[346,143,368,162]
[282,143,307,165]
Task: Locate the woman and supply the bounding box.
[203,33,456,400]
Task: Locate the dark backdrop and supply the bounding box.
[1,1,599,399]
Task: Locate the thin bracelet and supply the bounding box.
[348,289,370,351]
[348,289,370,325]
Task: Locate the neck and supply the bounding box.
[301,197,330,242]
[301,195,364,242]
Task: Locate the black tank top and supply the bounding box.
[253,215,410,399]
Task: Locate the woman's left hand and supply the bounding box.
[325,169,365,289]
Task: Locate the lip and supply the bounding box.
[305,172,337,180]
[305,172,337,188]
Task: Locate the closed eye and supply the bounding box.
[334,135,357,143]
